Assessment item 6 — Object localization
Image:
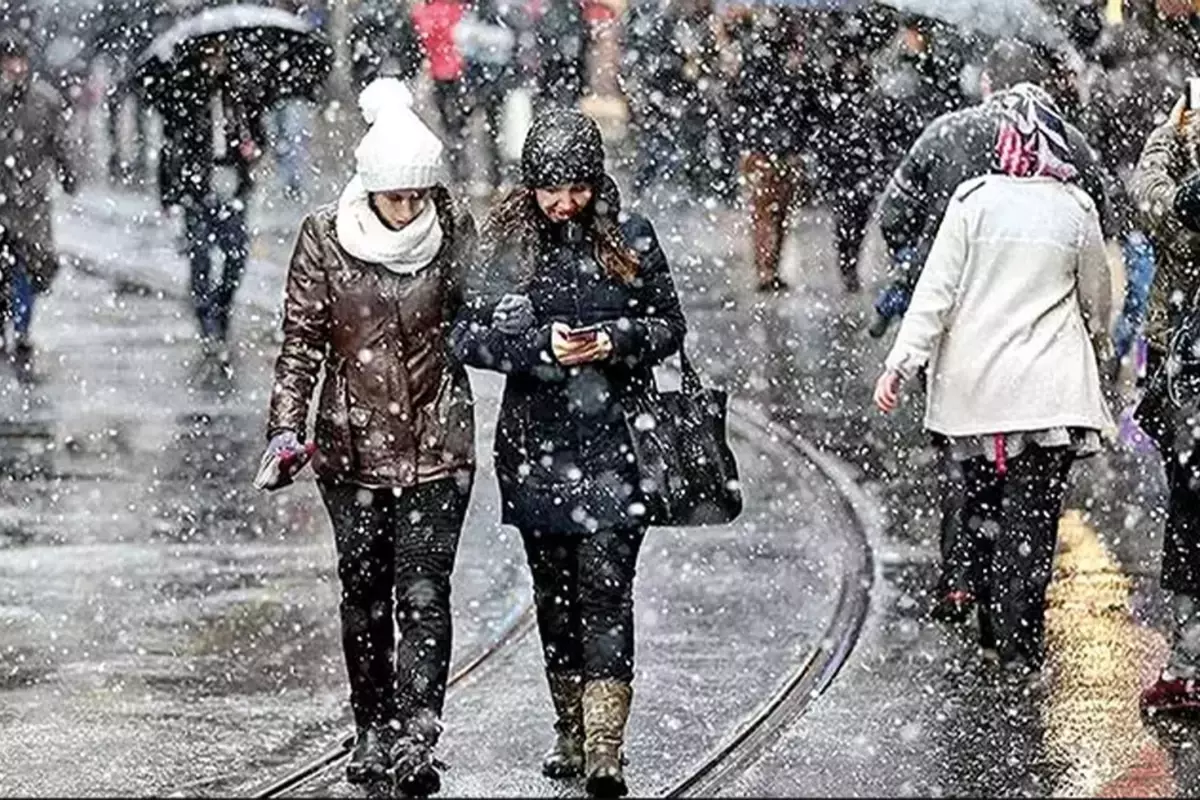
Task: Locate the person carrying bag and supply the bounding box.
[1132,91,1200,714]
[453,107,689,798]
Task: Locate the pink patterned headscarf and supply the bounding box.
[992,83,1078,181]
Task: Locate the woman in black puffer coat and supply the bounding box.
[453,108,685,798]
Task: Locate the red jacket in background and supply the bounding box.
[412,0,466,82]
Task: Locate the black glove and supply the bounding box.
[492,293,535,335]
[1175,171,1200,233]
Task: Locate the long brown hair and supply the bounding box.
[481,180,640,285]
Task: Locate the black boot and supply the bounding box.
[542,671,585,778]
[346,725,394,785]
[11,339,34,384]
[391,709,444,797]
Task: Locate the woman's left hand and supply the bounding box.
[552,322,614,366]
[874,369,902,413]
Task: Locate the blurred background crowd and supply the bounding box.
[5,0,1200,301]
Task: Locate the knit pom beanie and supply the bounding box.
[521,107,605,189]
[354,77,448,191]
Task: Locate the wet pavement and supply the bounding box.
[641,190,1186,797]
[2,179,874,798]
[0,218,528,795]
[1,169,1195,798]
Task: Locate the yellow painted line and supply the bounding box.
[1106,0,1123,24]
[1043,510,1174,797]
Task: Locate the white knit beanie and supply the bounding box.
[354,78,449,192]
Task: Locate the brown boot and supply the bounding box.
[582,680,632,798]
[542,671,585,778]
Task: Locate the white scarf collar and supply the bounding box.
[335,174,444,275]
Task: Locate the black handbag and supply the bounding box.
[1137,302,1200,457]
[624,349,743,527]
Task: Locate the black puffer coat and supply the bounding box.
[453,189,686,535]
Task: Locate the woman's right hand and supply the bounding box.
[874,370,902,414]
[551,321,612,366]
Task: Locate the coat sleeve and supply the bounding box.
[267,216,331,439]
[1076,206,1114,362]
[605,217,687,368]
[1070,131,1116,240]
[878,115,943,257]
[1131,121,1185,245]
[884,197,969,381]
[445,208,479,317]
[451,244,557,377]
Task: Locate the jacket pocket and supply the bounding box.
[419,370,475,467]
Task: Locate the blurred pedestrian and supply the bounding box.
[1129,93,1200,714]
[89,0,165,186]
[625,0,730,203]
[0,31,77,380]
[266,0,323,203]
[532,0,589,111]
[261,77,477,794]
[806,5,901,294]
[348,0,423,89]
[457,0,518,194]
[876,38,1112,333]
[156,39,266,358]
[453,108,685,797]
[412,0,472,185]
[723,6,819,293]
[874,38,1113,624]
[875,85,1114,671]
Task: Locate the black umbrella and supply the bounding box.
[131,3,332,108]
[876,0,1071,48]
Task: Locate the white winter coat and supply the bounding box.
[884,174,1115,438]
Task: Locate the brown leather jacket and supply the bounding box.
[268,193,476,487]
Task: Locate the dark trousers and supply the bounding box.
[829,187,873,290]
[959,446,1073,667]
[935,438,969,596]
[184,201,248,341]
[1145,345,1200,595]
[634,105,695,198]
[320,476,472,730]
[521,526,646,683]
[469,85,505,191]
[432,80,470,187]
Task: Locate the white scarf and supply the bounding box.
[335,174,445,275]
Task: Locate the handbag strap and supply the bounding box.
[679,345,704,395]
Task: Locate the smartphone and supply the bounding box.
[1189,77,1200,111]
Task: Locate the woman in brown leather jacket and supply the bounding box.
[259,79,475,795]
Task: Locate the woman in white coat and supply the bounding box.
[874,84,1115,673]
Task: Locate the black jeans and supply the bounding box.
[1145,345,1200,596]
[829,186,873,288]
[183,200,248,341]
[521,527,646,683]
[320,476,472,730]
[934,436,969,596]
[959,446,1073,667]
